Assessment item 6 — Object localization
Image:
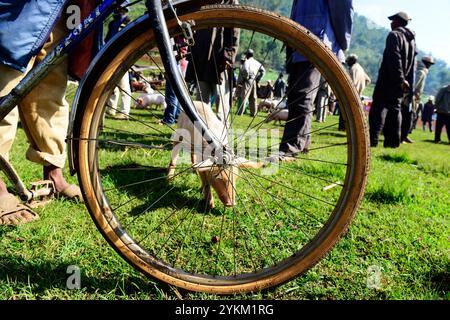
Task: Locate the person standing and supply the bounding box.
[161,36,188,125]
[0,1,85,224]
[315,78,331,123]
[184,0,240,124]
[237,49,265,117]
[273,73,287,100]
[104,3,132,120]
[340,53,371,128]
[434,85,450,144]
[280,0,354,155]
[405,56,435,142]
[369,12,417,149]
[346,54,371,96]
[421,96,435,132]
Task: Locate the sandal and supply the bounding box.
[0,193,39,225]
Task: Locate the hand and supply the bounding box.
[401,80,410,92]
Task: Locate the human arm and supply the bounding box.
[383,32,409,91]
[327,0,354,51]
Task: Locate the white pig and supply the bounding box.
[265,109,289,125]
[167,101,262,209]
[135,93,166,110]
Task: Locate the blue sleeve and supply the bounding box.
[327,0,354,50]
[0,0,68,72]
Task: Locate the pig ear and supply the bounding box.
[234,157,264,169]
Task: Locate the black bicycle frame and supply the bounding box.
[0,0,222,150]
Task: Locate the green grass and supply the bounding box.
[0,83,449,300]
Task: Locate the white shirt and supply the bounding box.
[242,57,265,81]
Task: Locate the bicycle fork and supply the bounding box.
[146,0,228,160]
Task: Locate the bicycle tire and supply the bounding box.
[75,4,370,294]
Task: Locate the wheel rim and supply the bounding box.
[78,5,369,293]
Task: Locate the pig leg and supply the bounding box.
[168,139,182,179]
[198,171,215,210]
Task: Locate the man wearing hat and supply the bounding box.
[237,49,265,117]
[346,54,371,96]
[184,0,239,124]
[410,55,435,133]
[369,11,417,148]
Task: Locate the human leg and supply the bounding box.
[118,71,132,116]
[17,18,81,200]
[106,87,120,115]
[215,72,231,124]
[434,114,444,143]
[162,80,181,125]
[383,103,402,148]
[237,80,251,115]
[248,82,258,117]
[369,101,386,147]
[196,81,213,104]
[445,114,450,143]
[401,106,413,143]
[280,62,321,154]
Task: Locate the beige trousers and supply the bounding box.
[0,20,69,169]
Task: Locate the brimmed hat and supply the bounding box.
[422,56,435,65]
[388,11,412,23]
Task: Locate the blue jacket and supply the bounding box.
[290,0,353,63]
[0,0,68,72]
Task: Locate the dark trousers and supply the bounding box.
[280,62,321,153]
[435,113,450,143]
[163,80,181,124]
[422,119,433,132]
[401,105,413,141]
[369,100,402,148]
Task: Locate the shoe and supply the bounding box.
[403,137,414,144]
[434,140,441,144]
[113,114,129,120]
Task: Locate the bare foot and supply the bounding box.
[43,165,71,193]
[0,178,8,196]
[0,191,39,225]
[43,165,83,201]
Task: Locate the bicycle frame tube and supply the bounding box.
[0,0,127,121]
[146,0,223,153]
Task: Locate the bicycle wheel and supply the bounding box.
[75,4,369,294]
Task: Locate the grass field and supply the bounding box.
[0,82,448,300]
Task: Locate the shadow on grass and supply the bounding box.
[378,153,418,165]
[100,163,222,216]
[365,183,413,204]
[0,254,171,298]
[316,131,347,138]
